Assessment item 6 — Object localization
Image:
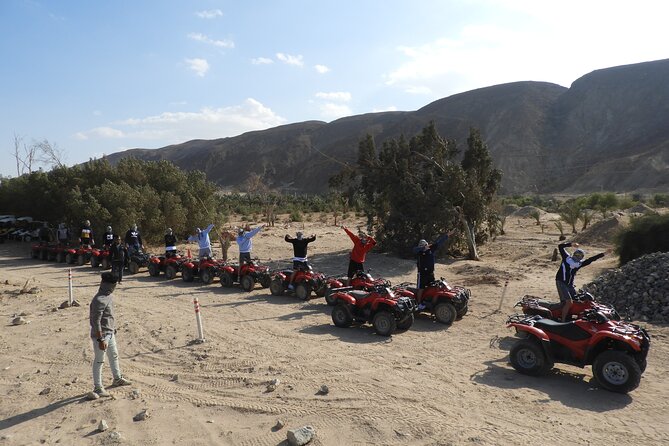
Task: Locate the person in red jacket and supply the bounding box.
[341,226,376,279]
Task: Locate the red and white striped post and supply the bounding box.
[496,279,509,313]
[193,297,205,342]
[68,268,73,306]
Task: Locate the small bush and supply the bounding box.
[289,210,303,222]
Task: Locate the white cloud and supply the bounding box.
[185,58,210,77]
[372,106,398,113]
[404,85,432,95]
[315,91,351,102]
[188,32,234,49]
[75,99,287,145]
[276,52,304,67]
[195,9,223,19]
[314,64,330,74]
[319,103,352,120]
[251,57,274,65]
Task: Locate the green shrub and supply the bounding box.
[289,210,303,222]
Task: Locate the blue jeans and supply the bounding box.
[92,333,122,389]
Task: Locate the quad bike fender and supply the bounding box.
[370,297,400,312]
[508,323,550,342]
[183,261,196,270]
[587,331,643,353]
[332,293,356,306]
[272,271,288,282]
[327,278,345,289]
[149,256,161,264]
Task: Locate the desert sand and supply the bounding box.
[1,216,668,445]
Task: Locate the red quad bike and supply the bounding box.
[30,242,50,261]
[180,256,225,283]
[330,285,416,336]
[393,279,470,325]
[148,253,187,279]
[90,247,111,269]
[47,243,67,262]
[516,291,620,322]
[218,260,272,291]
[269,265,327,300]
[324,270,392,306]
[506,310,650,393]
[64,245,94,266]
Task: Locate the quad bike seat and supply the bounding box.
[534,319,591,341]
[535,300,564,310]
[349,290,371,301]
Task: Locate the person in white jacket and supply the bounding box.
[188,224,215,258]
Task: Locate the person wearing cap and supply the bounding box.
[188,223,215,258]
[102,225,115,249]
[109,235,126,283]
[164,228,178,257]
[236,223,265,265]
[341,226,376,279]
[124,224,144,255]
[413,230,454,304]
[285,231,317,289]
[79,220,94,247]
[556,242,606,321]
[88,271,132,398]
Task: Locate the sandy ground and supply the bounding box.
[1,217,668,446]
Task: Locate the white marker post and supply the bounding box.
[193,297,205,343]
[496,280,509,313]
[68,268,73,306]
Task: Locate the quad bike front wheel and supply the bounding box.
[509,338,552,376]
[91,256,100,268]
[240,274,255,292]
[200,268,214,285]
[593,350,641,394]
[56,252,65,263]
[295,283,312,300]
[101,257,110,269]
[456,305,468,320]
[148,263,160,277]
[324,287,338,306]
[332,304,353,328]
[128,261,139,275]
[269,277,285,296]
[77,254,86,266]
[259,274,271,289]
[65,253,74,264]
[165,265,177,280]
[396,313,414,331]
[220,271,234,287]
[373,311,397,336]
[434,302,457,325]
[182,267,194,282]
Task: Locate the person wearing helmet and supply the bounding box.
[555,242,606,321]
[341,226,376,279]
[164,228,178,258]
[188,224,215,258]
[79,220,94,247]
[236,224,265,265]
[413,230,455,305]
[285,231,317,289]
[124,224,144,256]
[102,225,115,249]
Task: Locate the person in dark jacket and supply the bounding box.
[164,228,178,257]
[342,226,376,279]
[89,271,132,398]
[79,220,94,247]
[124,224,143,255]
[102,225,115,249]
[285,231,316,289]
[413,230,454,304]
[109,235,126,284]
[555,242,606,321]
[38,222,51,244]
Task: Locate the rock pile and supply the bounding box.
[583,252,669,323]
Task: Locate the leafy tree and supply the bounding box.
[559,200,582,234]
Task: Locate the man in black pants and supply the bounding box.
[285,232,316,290]
[109,235,126,284]
[555,242,606,321]
[413,230,454,307]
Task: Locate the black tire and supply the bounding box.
[295,282,312,301]
[200,268,214,285]
[434,302,457,325]
[509,338,552,376]
[636,357,647,374]
[269,277,285,296]
[165,264,177,280]
[456,305,468,320]
[148,263,160,277]
[324,287,338,306]
[331,304,354,328]
[259,274,271,289]
[77,254,85,266]
[240,274,255,292]
[592,350,642,394]
[65,253,74,264]
[128,261,139,275]
[182,267,194,282]
[219,271,234,287]
[56,252,65,263]
[396,313,414,330]
[101,257,110,270]
[315,285,326,297]
[372,311,397,336]
[91,256,100,268]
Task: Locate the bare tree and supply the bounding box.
[35,139,65,169]
[12,135,66,176]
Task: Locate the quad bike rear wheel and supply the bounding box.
[220,271,234,287]
[182,267,194,282]
[373,311,397,336]
[295,283,312,300]
[434,302,457,325]
[240,274,255,292]
[56,252,65,263]
[332,303,354,328]
[259,274,271,289]
[148,263,160,277]
[165,264,177,280]
[101,257,110,269]
[509,338,552,376]
[200,268,214,285]
[65,253,74,264]
[91,256,100,268]
[324,287,337,306]
[396,313,415,331]
[77,254,86,266]
[128,261,139,275]
[593,350,641,394]
[269,277,285,296]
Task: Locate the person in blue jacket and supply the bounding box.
[188,224,215,258]
[236,223,265,265]
[413,229,455,304]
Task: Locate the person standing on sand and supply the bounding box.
[89,272,132,398]
[109,235,125,284]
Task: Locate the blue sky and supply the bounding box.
[2,0,668,177]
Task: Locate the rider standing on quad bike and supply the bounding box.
[285,231,316,290]
[342,226,376,278]
[413,230,454,306]
[124,224,144,256]
[110,235,126,284]
[188,224,215,257]
[164,228,178,257]
[556,242,606,322]
[79,220,94,247]
[236,224,265,265]
[102,226,115,248]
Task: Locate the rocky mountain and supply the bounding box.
[106,59,669,194]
